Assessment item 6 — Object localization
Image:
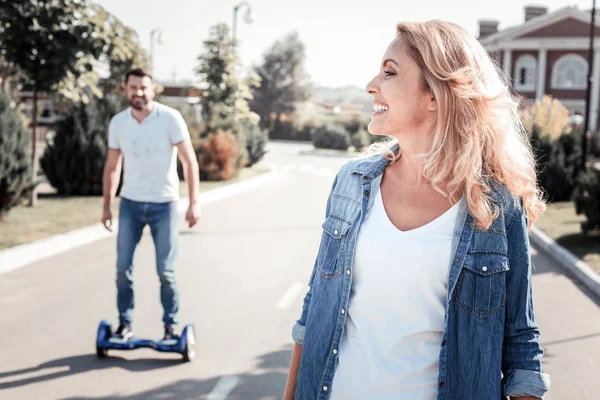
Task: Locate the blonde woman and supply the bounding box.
[283,21,551,400]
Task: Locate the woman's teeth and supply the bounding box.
[373,104,389,112]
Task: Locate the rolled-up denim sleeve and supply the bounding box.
[502,204,551,398]
[292,174,339,345]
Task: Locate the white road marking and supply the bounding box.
[206,376,240,400]
[277,282,305,309]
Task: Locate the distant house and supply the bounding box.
[157,84,203,122]
[478,5,600,131]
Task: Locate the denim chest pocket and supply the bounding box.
[455,253,510,318]
[317,215,352,278]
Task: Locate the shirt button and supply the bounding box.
[363,190,370,196]
[482,266,488,272]
[346,269,351,275]
[442,340,447,346]
[439,382,445,388]
[334,230,339,235]
[341,308,345,314]
[333,349,338,354]
[362,175,369,181]
[323,386,328,392]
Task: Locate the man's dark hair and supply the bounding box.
[125,68,153,84]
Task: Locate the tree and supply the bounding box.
[92,4,149,97]
[40,95,120,195]
[250,32,312,129]
[0,90,31,217]
[0,0,110,205]
[196,23,260,135]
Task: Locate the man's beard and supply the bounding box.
[129,96,148,110]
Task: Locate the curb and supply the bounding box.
[530,225,600,299]
[0,168,281,276]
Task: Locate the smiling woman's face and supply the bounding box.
[365,36,434,137]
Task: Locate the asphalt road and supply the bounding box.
[0,141,597,399]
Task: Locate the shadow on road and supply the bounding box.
[58,346,292,400]
[0,354,181,390]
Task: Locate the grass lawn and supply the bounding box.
[0,166,270,251]
[535,201,600,275]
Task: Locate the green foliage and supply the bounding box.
[338,117,371,150]
[268,119,311,141]
[40,96,120,195]
[530,125,581,202]
[573,167,600,234]
[312,124,350,151]
[196,23,260,133]
[245,123,268,167]
[250,32,312,128]
[0,0,107,95]
[93,4,149,96]
[0,90,31,216]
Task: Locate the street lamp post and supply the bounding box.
[149,28,163,75]
[232,2,254,47]
[583,0,597,171]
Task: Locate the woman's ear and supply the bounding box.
[428,95,437,113]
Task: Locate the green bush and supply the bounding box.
[312,124,350,151]
[0,90,31,216]
[530,125,581,202]
[40,96,119,195]
[245,122,268,167]
[573,166,600,234]
[269,119,312,141]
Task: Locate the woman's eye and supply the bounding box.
[384,70,395,76]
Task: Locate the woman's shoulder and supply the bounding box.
[488,181,523,222]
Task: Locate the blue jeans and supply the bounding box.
[116,197,179,327]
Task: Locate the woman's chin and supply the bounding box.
[367,121,388,136]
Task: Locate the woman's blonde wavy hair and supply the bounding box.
[368,20,545,231]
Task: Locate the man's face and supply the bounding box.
[125,75,154,111]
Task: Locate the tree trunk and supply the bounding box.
[29,87,39,207]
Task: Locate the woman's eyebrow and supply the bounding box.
[382,59,399,67]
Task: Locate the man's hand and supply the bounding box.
[102,208,113,232]
[186,203,201,228]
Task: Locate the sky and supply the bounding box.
[96,0,596,88]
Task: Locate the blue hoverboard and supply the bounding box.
[95,320,196,362]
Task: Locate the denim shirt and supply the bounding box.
[292,151,551,400]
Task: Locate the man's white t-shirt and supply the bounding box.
[108,102,190,203]
[330,187,459,400]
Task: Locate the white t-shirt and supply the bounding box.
[108,102,190,203]
[330,187,459,400]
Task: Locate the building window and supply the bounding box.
[513,55,537,92]
[551,54,588,90]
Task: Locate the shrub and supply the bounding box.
[530,125,581,202]
[197,130,241,181]
[0,90,31,216]
[269,119,312,141]
[573,166,600,234]
[245,123,268,167]
[312,124,350,150]
[40,96,119,195]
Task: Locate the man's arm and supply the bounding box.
[176,139,200,227]
[101,149,123,231]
